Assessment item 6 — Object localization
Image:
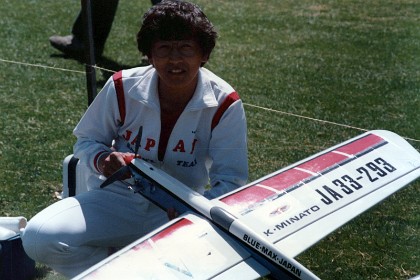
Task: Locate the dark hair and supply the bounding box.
[137,0,218,58]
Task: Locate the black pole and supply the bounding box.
[81,0,97,106]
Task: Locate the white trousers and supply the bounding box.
[21,185,168,278]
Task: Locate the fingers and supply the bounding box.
[101,152,134,177]
[122,153,141,164]
[105,153,125,176]
[122,154,134,164]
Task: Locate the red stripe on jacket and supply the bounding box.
[113,71,126,125]
[211,92,240,131]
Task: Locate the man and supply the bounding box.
[22,1,248,278]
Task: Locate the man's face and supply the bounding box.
[149,40,209,92]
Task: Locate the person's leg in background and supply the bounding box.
[49,0,119,58]
[49,0,163,58]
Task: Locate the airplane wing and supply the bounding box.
[73,213,271,280]
[73,130,420,279]
[216,130,420,257]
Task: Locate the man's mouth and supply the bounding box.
[169,69,184,74]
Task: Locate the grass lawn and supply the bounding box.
[0,0,419,279]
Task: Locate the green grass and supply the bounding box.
[1,0,419,279]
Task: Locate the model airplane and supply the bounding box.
[66,130,420,279]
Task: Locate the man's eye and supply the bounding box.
[180,45,193,50]
[157,45,171,51]
[181,43,193,48]
[180,45,195,54]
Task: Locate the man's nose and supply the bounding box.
[168,45,183,60]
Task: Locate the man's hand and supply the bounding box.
[99,152,135,178]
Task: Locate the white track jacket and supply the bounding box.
[73,66,248,199]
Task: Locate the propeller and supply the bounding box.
[100,126,143,188]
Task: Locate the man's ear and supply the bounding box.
[202,53,210,63]
[201,53,210,66]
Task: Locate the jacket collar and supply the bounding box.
[127,67,218,111]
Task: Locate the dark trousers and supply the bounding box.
[71,0,162,54]
[72,0,119,54]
